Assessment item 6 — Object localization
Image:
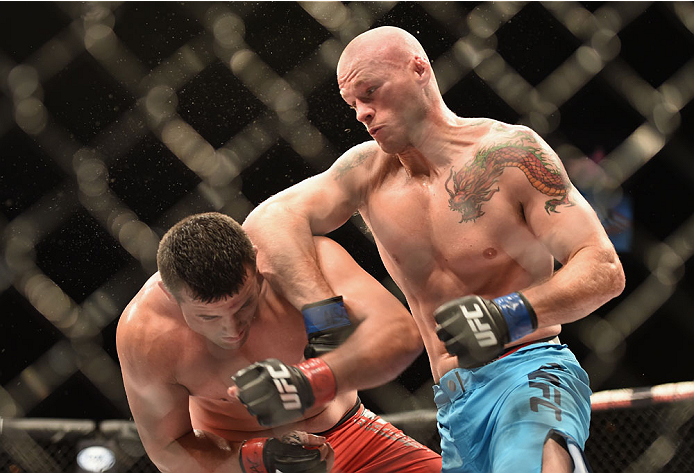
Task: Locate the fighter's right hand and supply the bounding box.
[434,293,537,368]
[239,432,334,473]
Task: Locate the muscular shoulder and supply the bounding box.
[117,275,188,376]
[477,122,574,209]
[329,141,382,180]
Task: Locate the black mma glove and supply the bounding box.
[434,292,537,368]
[239,437,327,473]
[304,325,354,359]
[302,296,354,358]
[231,358,337,427]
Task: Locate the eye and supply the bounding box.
[199,315,218,322]
[366,86,376,95]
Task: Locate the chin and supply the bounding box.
[376,140,403,154]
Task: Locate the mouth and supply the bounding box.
[221,329,245,343]
[368,125,383,137]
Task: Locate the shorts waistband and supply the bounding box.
[433,337,561,407]
[315,397,362,436]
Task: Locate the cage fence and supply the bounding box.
[1,1,694,472]
[2,382,693,472]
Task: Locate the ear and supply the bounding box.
[158,280,178,303]
[412,55,431,84]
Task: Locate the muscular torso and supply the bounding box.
[121,274,357,442]
[357,120,562,381]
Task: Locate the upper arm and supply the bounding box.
[246,142,378,235]
[117,324,193,461]
[312,236,413,326]
[511,128,615,264]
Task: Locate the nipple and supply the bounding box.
[482,247,497,259]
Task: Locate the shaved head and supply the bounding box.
[335,26,450,153]
[337,26,429,81]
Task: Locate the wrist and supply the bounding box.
[491,292,537,342]
[297,358,337,406]
[239,438,268,473]
[301,296,351,335]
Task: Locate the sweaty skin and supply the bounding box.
[243,27,624,385]
[116,236,423,472]
[242,26,624,473]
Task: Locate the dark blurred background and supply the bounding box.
[1,0,693,430]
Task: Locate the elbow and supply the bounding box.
[399,316,425,360]
[244,200,287,233]
[602,249,626,300]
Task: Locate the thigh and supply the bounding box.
[489,359,592,473]
[329,408,442,473]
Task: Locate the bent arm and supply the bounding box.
[243,143,375,309]
[117,337,241,472]
[312,237,423,392]
[516,130,625,326]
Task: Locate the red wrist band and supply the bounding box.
[239,438,268,473]
[297,358,337,406]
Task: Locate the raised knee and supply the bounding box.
[542,431,592,473]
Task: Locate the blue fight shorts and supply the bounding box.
[433,340,592,473]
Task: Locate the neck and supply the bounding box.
[396,111,484,178]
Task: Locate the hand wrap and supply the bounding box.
[232,358,337,427]
[239,437,327,473]
[434,292,537,368]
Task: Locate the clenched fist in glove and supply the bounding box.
[434,292,537,368]
[230,358,337,427]
[239,431,334,473]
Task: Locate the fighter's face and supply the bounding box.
[178,267,260,350]
[338,57,420,154]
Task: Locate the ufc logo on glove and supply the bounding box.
[267,364,302,410]
[461,303,498,347]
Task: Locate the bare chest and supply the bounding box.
[360,169,548,306]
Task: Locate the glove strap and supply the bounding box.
[239,438,269,473]
[302,296,351,335]
[492,292,538,342]
[297,358,337,406]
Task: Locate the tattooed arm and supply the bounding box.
[502,126,625,326]
[243,142,377,309]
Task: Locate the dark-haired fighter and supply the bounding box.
[243,26,625,473]
[117,212,441,473]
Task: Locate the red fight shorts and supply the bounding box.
[321,402,442,473]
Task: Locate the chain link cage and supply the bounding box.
[2,383,694,472]
[2,1,694,472]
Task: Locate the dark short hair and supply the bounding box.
[157,212,256,302]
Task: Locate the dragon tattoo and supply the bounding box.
[445,130,573,223]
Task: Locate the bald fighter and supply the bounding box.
[243,26,625,473]
[117,212,441,473]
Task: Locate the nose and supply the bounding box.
[222,315,241,336]
[355,102,373,124]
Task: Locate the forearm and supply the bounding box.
[244,201,336,307]
[321,313,423,393]
[147,430,242,473]
[524,245,625,327]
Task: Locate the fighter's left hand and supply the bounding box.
[229,358,337,427]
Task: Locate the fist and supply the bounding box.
[434,293,537,368]
[230,358,336,427]
[435,295,508,368]
[239,432,334,473]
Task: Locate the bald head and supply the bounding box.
[337,26,430,79]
